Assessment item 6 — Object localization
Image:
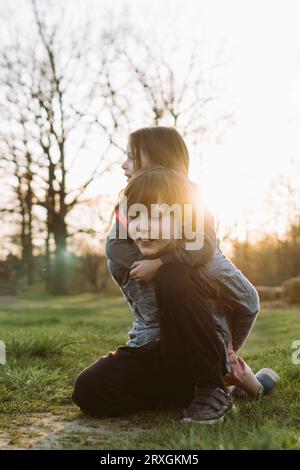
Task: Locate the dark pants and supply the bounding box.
[72,262,227,417]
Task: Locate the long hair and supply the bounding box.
[129,126,189,176]
[106,127,190,236]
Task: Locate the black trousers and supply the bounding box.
[72,262,227,417]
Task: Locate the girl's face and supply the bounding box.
[121,139,149,181]
[127,203,177,256]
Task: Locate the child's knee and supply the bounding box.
[72,370,91,409]
[72,367,106,414]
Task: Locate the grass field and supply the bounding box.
[0,292,299,450]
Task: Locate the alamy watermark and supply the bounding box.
[292,340,300,365]
[110,197,205,251]
[0,340,6,365]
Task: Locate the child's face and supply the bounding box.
[128,205,177,257]
[121,139,149,181]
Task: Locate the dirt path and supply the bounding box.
[0,413,148,450]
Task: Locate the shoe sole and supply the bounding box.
[181,403,236,425]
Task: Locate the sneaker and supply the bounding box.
[232,367,279,399]
[182,384,233,424]
[256,368,279,394]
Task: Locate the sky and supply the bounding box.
[96,0,300,239]
[2,0,300,252]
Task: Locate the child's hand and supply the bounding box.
[130,259,163,282]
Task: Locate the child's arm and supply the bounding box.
[159,207,217,267]
[106,207,217,282]
[129,208,217,282]
[105,220,143,270]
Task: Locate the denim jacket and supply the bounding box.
[106,223,259,352]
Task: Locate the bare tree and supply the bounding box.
[116,32,233,152]
[0,0,124,293]
[0,1,233,294]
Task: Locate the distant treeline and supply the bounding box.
[231,221,300,286]
[0,252,119,296]
[1,219,300,296]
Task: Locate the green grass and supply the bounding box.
[0,293,299,450]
